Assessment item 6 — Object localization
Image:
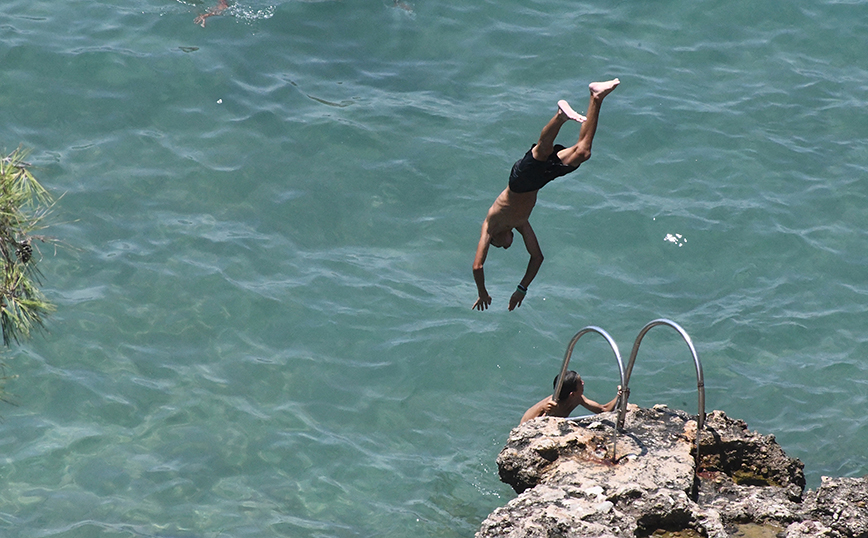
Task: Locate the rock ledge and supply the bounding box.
[477,406,867,538]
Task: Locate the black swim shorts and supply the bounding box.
[508,144,578,194]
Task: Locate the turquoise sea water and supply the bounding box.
[1,0,867,536]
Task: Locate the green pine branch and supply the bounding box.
[0,147,56,347]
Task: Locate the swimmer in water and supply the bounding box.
[195,0,229,27]
[472,79,620,311]
[520,370,618,424]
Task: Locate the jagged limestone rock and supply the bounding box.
[478,406,867,538]
[804,476,868,537]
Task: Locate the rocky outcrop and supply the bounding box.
[477,405,868,538]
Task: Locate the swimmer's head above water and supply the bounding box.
[554,370,584,401]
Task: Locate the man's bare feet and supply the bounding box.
[589,78,620,99]
[557,100,587,123]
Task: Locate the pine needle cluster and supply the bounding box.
[0,148,56,347]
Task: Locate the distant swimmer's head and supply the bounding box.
[490,229,514,249]
[553,370,584,401]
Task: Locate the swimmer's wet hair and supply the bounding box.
[553,370,579,401]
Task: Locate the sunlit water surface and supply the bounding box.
[1,0,867,536]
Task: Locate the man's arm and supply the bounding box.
[520,397,556,424]
[509,222,544,311]
[579,393,618,414]
[472,221,492,310]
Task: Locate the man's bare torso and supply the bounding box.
[485,188,538,236]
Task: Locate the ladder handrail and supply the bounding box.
[553,326,626,403]
[615,319,705,463]
[553,326,626,462]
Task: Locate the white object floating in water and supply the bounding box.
[663,233,686,247]
[217,99,223,104]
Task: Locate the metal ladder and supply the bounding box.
[552,319,705,466]
[553,326,627,461]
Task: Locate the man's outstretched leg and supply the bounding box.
[558,78,620,167]
[531,106,573,161]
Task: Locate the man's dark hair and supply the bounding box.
[553,370,579,401]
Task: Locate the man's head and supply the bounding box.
[553,370,584,402]
[490,229,514,249]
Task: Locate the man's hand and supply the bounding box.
[472,293,492,311]
[508,289,525,311]
[540,398,557,416]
